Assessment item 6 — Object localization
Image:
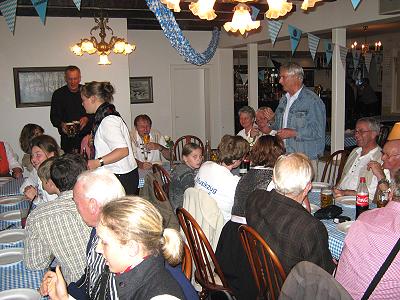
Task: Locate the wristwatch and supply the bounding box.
[378,177,389,186]
[98,157,105,167]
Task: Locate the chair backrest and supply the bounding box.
[174,135,204,161]
[238,225,286,300]
[182,242,192,280]
[321,150,349,186]
[153,179,168,202]
[152,164,171,194]
[176,207,233,299]
[377,125,391,148]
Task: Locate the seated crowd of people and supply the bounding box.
[1,64,399,299]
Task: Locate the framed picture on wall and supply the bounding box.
[130,76,153,104]
[13,66,66,108]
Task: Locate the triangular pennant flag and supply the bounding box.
[323,39,333,65]
[351,0,361,10]
[0,0,17,33]
[250,6,260,21]
[73,0,81,10]
[307,33,320,61]
[31,0,48,24]
[339,45,348,67]
[240,73,248,84]
[364,52,372,73]
[258,70,265,81]
[267,20,283,46]
[288,25,302,55]
[354,50,361,69]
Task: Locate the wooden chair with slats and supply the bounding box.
[176,207,234,300]
[238,225,286,300]
[182,242,193,281]
[321,150,349,186]
[153,179,168,202]
[152,164,171,195]
[174,135,204,161]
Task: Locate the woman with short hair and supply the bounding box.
[237,106,258,144]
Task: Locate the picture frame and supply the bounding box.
[130,76,153,104]
[13,66,66,108]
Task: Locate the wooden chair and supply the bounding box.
[176,207,234,300]
[182,242,193,281]
[152,164,171,194]
[153,179,168,202]
[174,135,204,161]
[377,125,391,147]
[238,225,286,300]
[321,150,349,186]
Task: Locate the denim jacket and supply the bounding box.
[272,87,326,159]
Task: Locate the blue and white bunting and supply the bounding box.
[73,0,81,11]
[323,39,333,65]
[240,73,248,84]
[307,33,320,61]
[258,70,265,81]
[31,0,48,24]
[364,52,372,73]
[267,20,282,46]
[339,45,348,67]
[250,6,260,21]
[352,49,360,69]
[288,25,302,55]
[350,0,361,10]
[0,0,17,33]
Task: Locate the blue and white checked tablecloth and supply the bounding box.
[0,178,23,197]
[0,261,44,292]
[325,132,356,148]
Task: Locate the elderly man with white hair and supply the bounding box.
[246,153,335,275]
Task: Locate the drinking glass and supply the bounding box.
[377,190,389,208]
[320,188,334,208]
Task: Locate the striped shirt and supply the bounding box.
[335,201,400,299]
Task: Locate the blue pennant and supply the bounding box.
[351,0,361,10]
[31,0,48,24]
[145,0,220,66]
[288,25,302,55]
[324,39,333,65]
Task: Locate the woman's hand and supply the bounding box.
[47,266,69,300]
[24,185,37,201]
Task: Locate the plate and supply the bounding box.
[310,204,320,214]
[336,221,355,234]
[0,248,23,266]
[311,181,330,191]
[0,288,41,300]
[0,195,24,206]
[0,177,12,183]
[0,229,25,244]
[336,196,356,207]
[0,210,21,222]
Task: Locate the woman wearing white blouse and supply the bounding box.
[81,81,138,195]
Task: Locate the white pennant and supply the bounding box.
[240,73,248,84]
[339,45,348,67]
[307,33,320,61]
[0,0,17,33]
[267,20,283,46]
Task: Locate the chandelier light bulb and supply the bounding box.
[301,0,321,10]
[160,0,181,12]
[189,0,217,21]
[113,40,126,54]
[265,0,293,19]
[81,39,96,54]
[224,3,260,35]
[123,43,135,55]
[71,44,83,56]
[98,54,111,65]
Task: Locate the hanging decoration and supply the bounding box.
[250,5,260,21]
[30,0,48,24]
[240,73,248,84]
[72,0,81,11]
[288,25,302,55]
[352,49,361,70]
[146,0,219,66]
[350,0,362,10]
[0,0,17,33]
[258,69,265,81]
[339,45,348,67]
[307,33,320,61]
[267,20,283,46]
[323,39,333,65]
[364,52,372,73]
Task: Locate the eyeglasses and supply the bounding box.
[354,129,373,135]
[381,151,400,159]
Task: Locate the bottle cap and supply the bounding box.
[360,177,366,183]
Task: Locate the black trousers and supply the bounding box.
[115,168,139,195]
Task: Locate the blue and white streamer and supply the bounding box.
[145,0,220,66]
[307,33,320,61]
[267,20,282,46]
[0,0,17,33]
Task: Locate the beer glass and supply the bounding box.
[377,190,389,208]
[320,188,333,208]
[143,134,150,161]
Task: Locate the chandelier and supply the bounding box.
[350,26,382,54]
[224,3,260,35]
[71,16,135,65]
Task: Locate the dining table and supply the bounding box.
[0,177,45,293]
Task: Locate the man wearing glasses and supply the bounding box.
[334,117,386,201]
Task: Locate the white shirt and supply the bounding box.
[131,129,167,164]
[20,168,58,205]
[94,115,137,174]
[282,86,303,129]
[194,161,240,223]
[2,141,21,170]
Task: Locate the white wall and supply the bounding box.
[0,17,131,159]
[128,30,233,148]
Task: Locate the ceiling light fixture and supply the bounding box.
[301,0,321,10]
[265,0,293,19]
[189,0,217,20]
[224,3,260,35]
[71,16,135,65]
[350,26,382,54]
[160,0,181,12]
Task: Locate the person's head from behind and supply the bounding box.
[354,117,380,149]
[218,135,250,168]
[30,135,60,170]
[81,81,114,114]
[65,65,81,92]
[96,197,183,273]
[19,123,44,154]
[51,154,87,194]
[73,168,126,227]
[134,114,152,138]
[238,106,255,131]
[37,157,58,195]
[273,153,313,201]
[182,143,203,169]
[279,62,304,95]
[250,135,285,167]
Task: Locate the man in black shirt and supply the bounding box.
[50,66,92,153]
